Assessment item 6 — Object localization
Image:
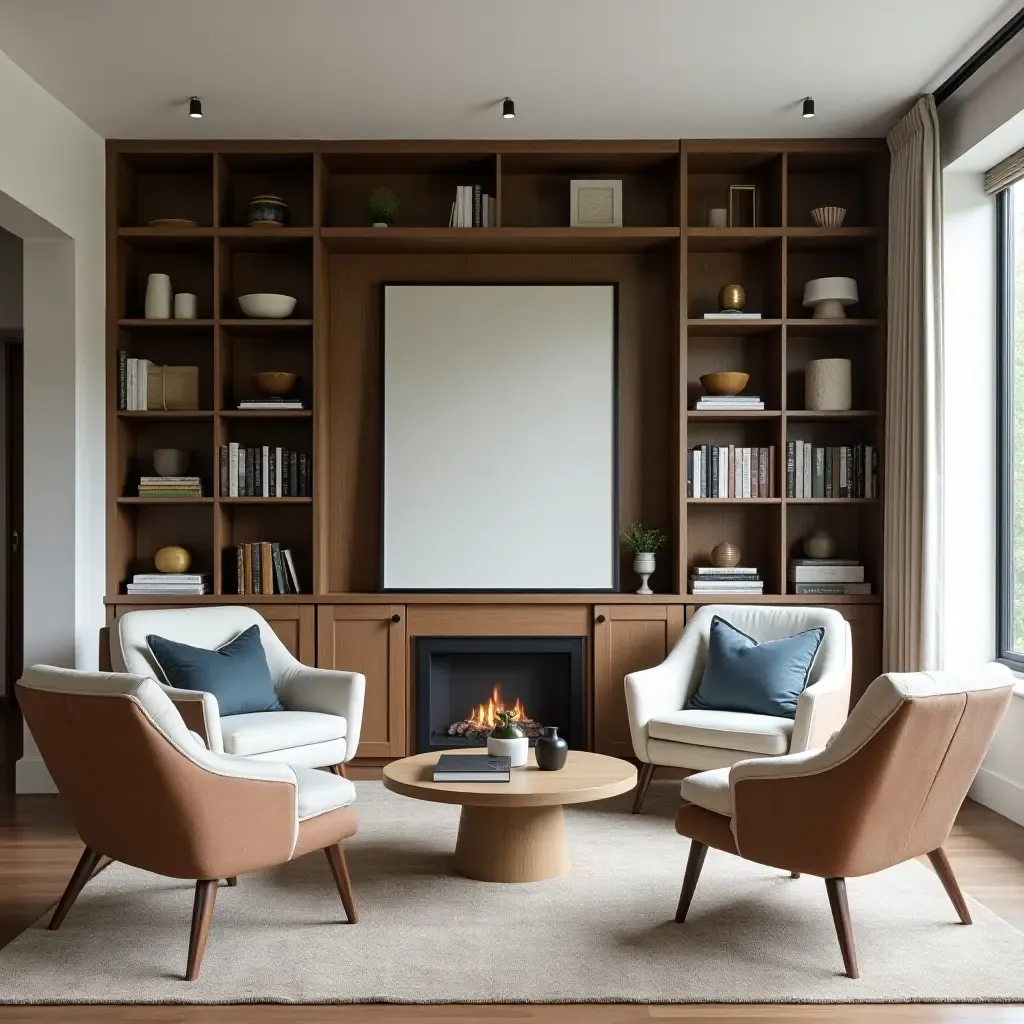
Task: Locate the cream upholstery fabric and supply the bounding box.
[625,605,852,773]
[680,766,732,816]
[292,766,356,821]
[648,709,792,754]
[111,606,365,766]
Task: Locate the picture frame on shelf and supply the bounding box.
[570,179,622,228]
[728,184,758,227]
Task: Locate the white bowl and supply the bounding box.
[237,293,297,319]
[810,205,847,228]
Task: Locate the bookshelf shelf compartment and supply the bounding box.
[115,152,214,228]
[219,410,313,420]
[687,411,781,420]
[117,497,214,505]
[686,151,783,228]
[219,152,315,229]
[219,497,313,505]
[686,318,782,336]
[117,411,214,421]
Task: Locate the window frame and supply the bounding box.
[997,185,1022,665]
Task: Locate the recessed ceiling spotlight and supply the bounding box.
[802,97,815,119]
[502,97,515,119]
[189,96,203,119]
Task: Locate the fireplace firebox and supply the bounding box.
[414,637,585,753]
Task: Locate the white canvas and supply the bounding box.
[382,284,616,590]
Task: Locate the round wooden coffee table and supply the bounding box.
[382,748,636,883]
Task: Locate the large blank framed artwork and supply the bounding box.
[382,284,617,591]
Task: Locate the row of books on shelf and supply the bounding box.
[138,476,202,498]
[118,354,199,411]
[219,445,311,498]
[687,445,777,499]
[126,573,211,596]
[449,185,497,227]
[786,442,877,499]
[236,542,303,595]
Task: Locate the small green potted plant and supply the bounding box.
[486,709,528,767]
[367,186,400,228]
[621,521,666,596]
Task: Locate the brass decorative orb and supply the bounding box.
[154,545,192,573]
[803,530,836,560]
[710,541,741,568]
[718,283,746,312]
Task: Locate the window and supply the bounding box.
[998,181,1024,662]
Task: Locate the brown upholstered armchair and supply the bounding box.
[16,665,360,980]
[673,665,1014,978]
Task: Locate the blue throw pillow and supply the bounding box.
[146,624,283,717]
[685,615,824,719]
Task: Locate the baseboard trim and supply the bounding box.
[969,766,1024,827]
[15,755,56,794]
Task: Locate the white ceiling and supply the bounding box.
[0,0,1015,140]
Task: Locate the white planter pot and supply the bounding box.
[633,552,655,596]
[144,273,171,320]
[487,734,528,767]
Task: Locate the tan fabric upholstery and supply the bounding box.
[649,709,792,755]
[680,767,732,816]
[675,802,739,855]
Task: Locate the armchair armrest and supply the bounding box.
[624,644,697,762]
[159,685,223,754]
[790,673,851,753]
[276,667,366,762]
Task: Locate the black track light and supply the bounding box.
[189,96,203,119]
[502,97,515,119]
[802,97,815,119]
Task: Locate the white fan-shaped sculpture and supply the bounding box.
[811,206,847,227]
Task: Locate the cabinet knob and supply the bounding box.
[595,614,606,624]
[391,613,402,623]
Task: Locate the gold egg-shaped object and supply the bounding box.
[154,545,192,574]
[709,541,741,568]
[718,283,746,311]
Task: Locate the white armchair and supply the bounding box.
[625,604,852,812]
[110,606,365,773]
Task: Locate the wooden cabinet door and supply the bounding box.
[249,604,315,665]
[593,605,683,757]
[317,605,406,758]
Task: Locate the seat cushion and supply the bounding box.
[146,624,282,716]
[221,710,347,757]
[293,765,357,820]
[680,767,732,817]
[686,614,824,719]
[648,708,792,755]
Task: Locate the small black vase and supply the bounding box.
[535,725,568,771]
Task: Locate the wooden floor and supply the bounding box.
[1,717,1023,1022]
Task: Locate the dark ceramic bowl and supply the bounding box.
[246,194,289,228]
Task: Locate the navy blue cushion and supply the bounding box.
[146,624,283,717]
[685,615,824,719]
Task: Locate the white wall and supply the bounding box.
[0,48,105,792]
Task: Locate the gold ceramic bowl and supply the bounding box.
[252,371,297,397]
[699,371,749,396]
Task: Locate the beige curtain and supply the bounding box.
[883,95,944,671]
[985,146,1024,195]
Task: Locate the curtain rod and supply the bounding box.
[934,7,1024,106]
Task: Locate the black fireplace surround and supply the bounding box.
[415,636,585,753]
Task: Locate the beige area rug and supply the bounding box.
[0,780,1021,1004]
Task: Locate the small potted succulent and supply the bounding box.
[486,709,528,767]
[367,186,400,227]
[621,521,666,596]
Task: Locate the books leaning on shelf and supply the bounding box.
[687,445,776,499]
[787,558,871,596]
[219,444,311,498]
[786,441,877,499]
[137,476,203,499]
[449,185,497,228]
[126,573,211,596]
[694,395,765,411]
[237,398,304,411]
[690,566,763,595]
[117,354,199,411]
[235,543,302,595]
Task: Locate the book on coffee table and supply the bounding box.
[432,753,511,783]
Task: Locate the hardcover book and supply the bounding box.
[432,753,511,783]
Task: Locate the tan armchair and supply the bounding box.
[673,665,1014,978]
[16,664,360,981]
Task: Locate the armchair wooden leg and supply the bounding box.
[224,876,238,887]
[928,847,972,925]
[49,847,103,930]
[324,842,358,923]
[791,871,801,878]
[328,763,348,779]
[632,762,655,814]
[186,880,218,981]
[825,877,858,979]
[675,840,708,923]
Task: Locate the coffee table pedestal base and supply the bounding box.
[454,804,569,882]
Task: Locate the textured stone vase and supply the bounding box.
[535,726,568,771]
[805,358,852,411]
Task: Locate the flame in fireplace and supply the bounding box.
[465,685,533,730]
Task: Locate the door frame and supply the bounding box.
[5,336,23,709]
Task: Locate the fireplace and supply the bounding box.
[414,637,585,753]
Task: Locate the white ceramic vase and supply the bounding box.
[173,292,197,320]
[144,273,172,320]
[486,734,528,767]
[634,552,655,595]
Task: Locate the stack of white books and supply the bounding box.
[702,310,762,320]
[694,395,765,411]
[690,566,763,595]
[237,398,304,411]
[449,185,496,227]
[788,559,870,596]
[126,573,212,596]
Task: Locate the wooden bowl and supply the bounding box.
[699,371,749,396]
[252,371,297,397]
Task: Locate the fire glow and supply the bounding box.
[447,685,544,740]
